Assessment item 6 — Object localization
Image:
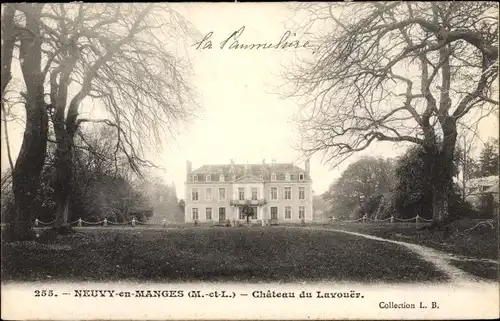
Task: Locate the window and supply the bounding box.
[191,188,199,201]
[251,187,258,200]
[192,208,199,220]
[270,187,278,200]
[239,188,245,200]
[219,188,226,201]
[284,206,292,219]
[271,207,278,220]
[285,173,290,180]
[299,173,304,180]
[252,207,258,219]
[220,174,225,182]
[205,188,212,201]
[206,174,211,182]
[299,206,305,219]
[299,187,305,200]
[192,175,198,182]
[206,207,212,220]
[271,173,276,181]
[284,187,292,200]
[219,207,226,221]
[239,208,245,220]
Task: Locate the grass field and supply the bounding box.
[1,227,447,283]
[321,220,498,280]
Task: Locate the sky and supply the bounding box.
[1,3,498,199]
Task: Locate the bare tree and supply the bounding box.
[0,90,20,172]
[454,134,480,200]
[1,3,197,237]
[1,4,17,99]
[1,4,51,240]
[41,3,197,228]
[284,2,498,222]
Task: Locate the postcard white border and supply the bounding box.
[2,281,499,320]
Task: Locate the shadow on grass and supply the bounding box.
[448,260,498,280]
[2,227,447,283]
[324,220,498,260]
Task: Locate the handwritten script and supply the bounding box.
[193,26,315,51]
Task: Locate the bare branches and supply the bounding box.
[453,57,499,119]
[0,101,15,171]
[76,118,164,177]
[0,4,199,225]
[29,3,197,177]
[284,2,498,166]
[1,4,17,100]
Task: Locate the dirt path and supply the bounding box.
[298,227,491,283]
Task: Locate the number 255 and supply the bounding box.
[34,290,54,297]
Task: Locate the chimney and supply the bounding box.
[305,158,310,173]
[262,158,266,165]
[229,159,235,176]
[186,160,192,174]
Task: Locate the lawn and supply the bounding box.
[1,226,447,283]
[319,220,498,280]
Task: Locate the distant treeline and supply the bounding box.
[321,138,499,220]
[1,127,183,225]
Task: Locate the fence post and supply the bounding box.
[34,218,39,227]
[390,216,394,223]
[132,218,136,227]
[78,218,82,227]
[103,218,108,227]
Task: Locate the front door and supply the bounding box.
[219,207,226,222]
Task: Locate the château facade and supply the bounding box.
[184,159,313,223]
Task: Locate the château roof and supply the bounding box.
[192,163,305,174]
[189,162,311,182]
[468,175,498,187]
[467,175,499,196]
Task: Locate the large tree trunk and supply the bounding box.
[53,96,80,227]
[51,52,79,228]
[1,4,16,99]
[431,159,453,222]
[8,4,48,241]
[10,103,48,240]
[429,116,458,223]
[53,120,75,228]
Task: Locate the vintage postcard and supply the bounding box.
[1,2,499,320]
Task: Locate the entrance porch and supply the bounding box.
[228,202,268,224]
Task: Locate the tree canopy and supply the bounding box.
[1,3,198,238]
[478,138,499,176]
[285,2,498,221]
[323,157,394,219]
